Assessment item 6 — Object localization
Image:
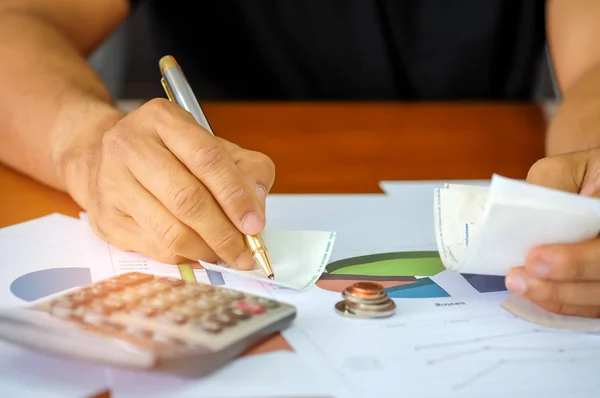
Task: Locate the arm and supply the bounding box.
[545,0,600,155]
[0,0,274,269]
[0,0,129,207]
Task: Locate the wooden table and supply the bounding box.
[0,102,548,397]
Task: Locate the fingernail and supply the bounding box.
[528,250,556,277]
[505,274,528,295]
[530,260,551,278]
[241,212,264,235]
[234,250,256,270]
[255,185,267,204]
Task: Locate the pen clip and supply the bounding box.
[161,77,175,102]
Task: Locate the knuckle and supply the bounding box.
[170,185,208,220]
[208,227,242,253]
[157,220,189,255]
[147,97,176,124]
[192,143,224,172]
[259,153,276,181]
[219,183,250,208]
[102,126,130,154]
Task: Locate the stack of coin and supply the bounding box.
[334,282,396,319]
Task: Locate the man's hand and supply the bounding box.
[505,148,600,317]
[62,98,275,269]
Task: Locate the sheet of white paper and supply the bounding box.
[0,215,90,307]
[0,214,109,397]
[0,213,84,256]
[108,351,342,398]
[434,174,600,275]
[275,287,600,398]
[380,179,491,197]
[201,230,336,291]
[0,340,108,398]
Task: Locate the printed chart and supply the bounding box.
[10,267,92,302]
[317,251,507,298]
[287,295,600,398]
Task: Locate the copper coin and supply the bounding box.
[342,291,388,305]
[346,282,384,298]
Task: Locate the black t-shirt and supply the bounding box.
[129,0,547,101]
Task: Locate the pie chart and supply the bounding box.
[10,267,93,302]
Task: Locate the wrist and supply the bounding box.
[51,102,124,210]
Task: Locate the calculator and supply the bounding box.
[0,272,296,377]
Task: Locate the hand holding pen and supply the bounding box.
[159,55,275,279]
[69,58,275,274]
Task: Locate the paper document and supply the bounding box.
[201,230,336,291]
[434,174,600,275]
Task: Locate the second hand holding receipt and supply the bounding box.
[158,55,275,280]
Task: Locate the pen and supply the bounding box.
[158,55,275,280]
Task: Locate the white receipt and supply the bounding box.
[434,174,600,276]
[200,229,336,291]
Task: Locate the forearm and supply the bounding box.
[545,63,600,156]
[0,10,124,203]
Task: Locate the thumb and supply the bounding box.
[526,149,592,194]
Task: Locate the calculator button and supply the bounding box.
[50,305,75,318]
[157,277,184,287]
[101,280,126,292]
[82,310,106,325]
[143,297,171,311]
[163,291,186,303]
[153,334,186,345]
[210,311,237,326]
[254,297,280,309]
[233,300,265,315]
[226,307,251,320]
[134,285,155,297]
[67,290,94,305]
[129,305,157,318]
[118,292,139,305]
[148,281,169,291]
[180,286,202,298]
[194,320,222,334]
[156,311,188,325]
[170,305,198,317]
[89,285,111,297]
[103,298,126,312]
[220,290,244,300]
[116,272,154,285]
[191,300,216,311]
[51,298,77,310]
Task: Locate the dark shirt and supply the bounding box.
[129,0,547,101]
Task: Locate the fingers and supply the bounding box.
[524,239,600,281]
[116,170,220,264]
[233,147,275,210]
[88,209,189,265]
[528,301,600,318]
[525,151,589,193]
[101,117,256,269]
[141,99,266,236]
[506,266,600,307]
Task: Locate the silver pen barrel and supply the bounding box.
[159,56,214,136]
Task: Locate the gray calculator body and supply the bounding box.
[0,272,296,377]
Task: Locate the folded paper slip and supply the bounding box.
[200,230,336,291]
[501,294,600,332]
[433,174,600,276]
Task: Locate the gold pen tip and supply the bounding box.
[159,55,179,73]
[268,274,274,280]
